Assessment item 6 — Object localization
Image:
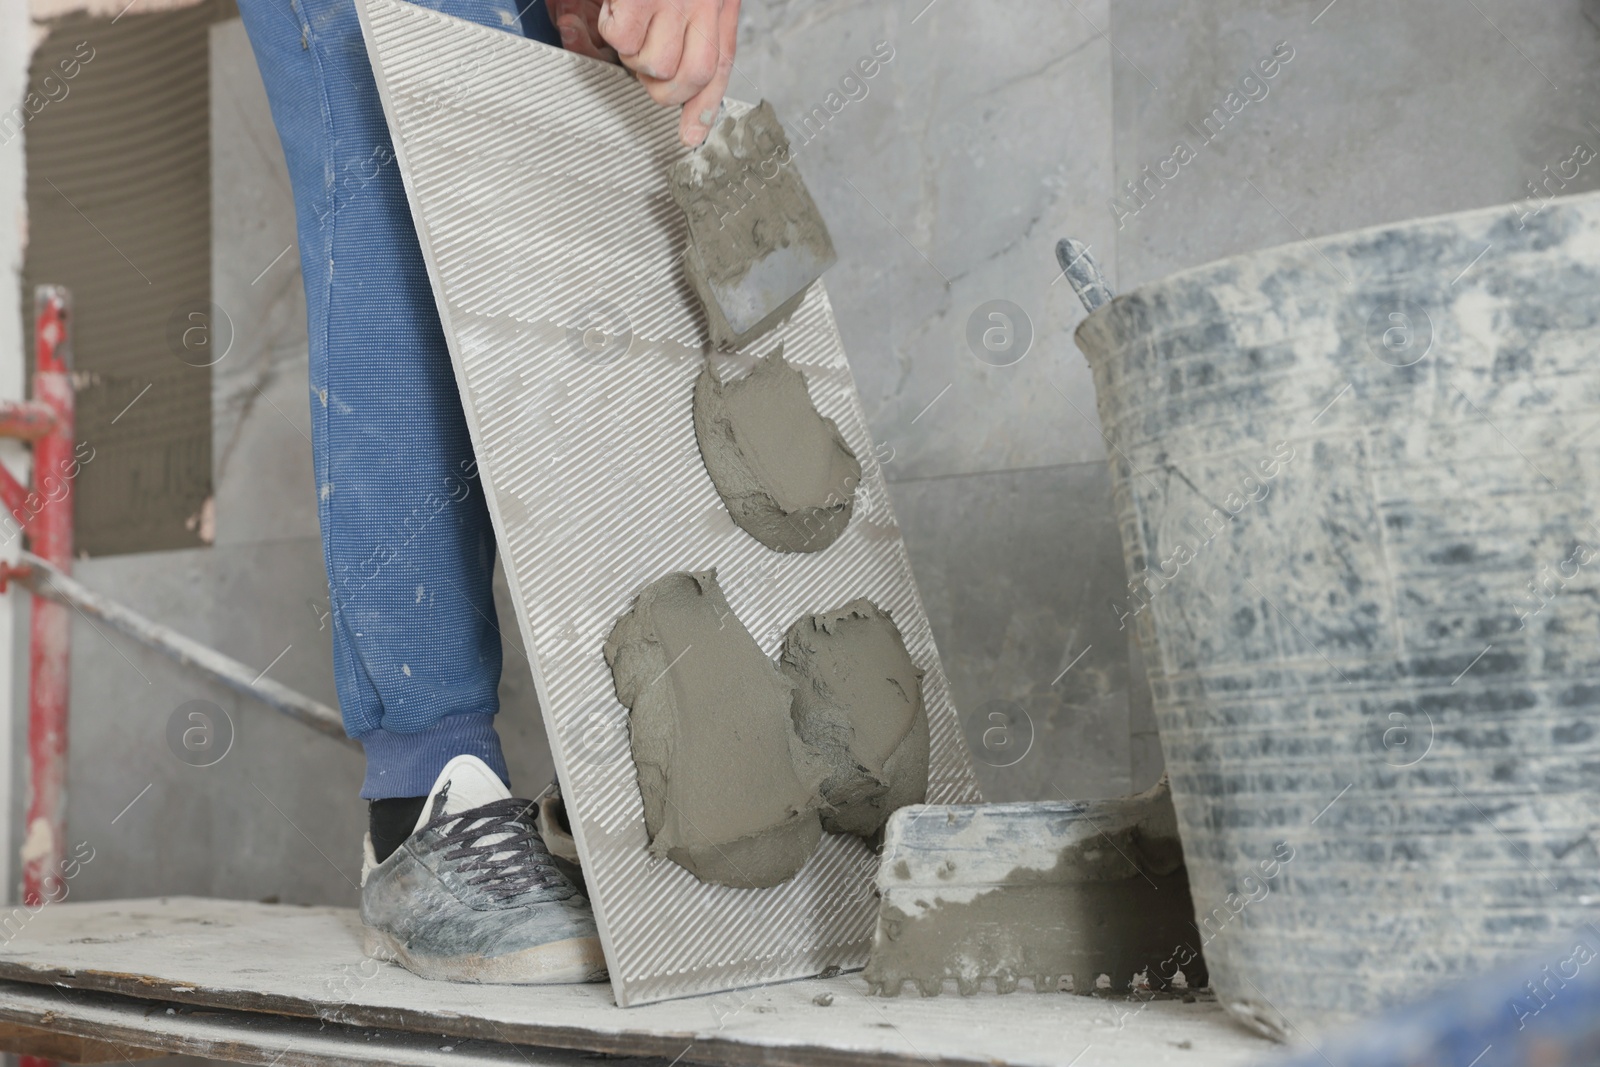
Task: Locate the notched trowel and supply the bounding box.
[863,777,1209,997]
[669,101,837,350]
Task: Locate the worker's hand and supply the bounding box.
[596,0,741,147]
[547,0,620,64]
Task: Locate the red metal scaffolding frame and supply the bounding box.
[0,287,75,915]
[0,287,75,1067]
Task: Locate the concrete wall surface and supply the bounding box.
[1110,0,1600,290]
[12,0,1600,926]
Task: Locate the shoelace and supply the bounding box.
[430,798,563,901]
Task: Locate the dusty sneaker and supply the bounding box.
[360,754,606,984]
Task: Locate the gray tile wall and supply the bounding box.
[1109,0,1600,290]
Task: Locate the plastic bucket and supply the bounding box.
[1074,192,1600,1037]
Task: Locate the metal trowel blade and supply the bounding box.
[862,777,1209,998]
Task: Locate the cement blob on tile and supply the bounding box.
[693,350,862,554]
[603,570,824,889]
[781,599,929,838]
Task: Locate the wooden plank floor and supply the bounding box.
[0,898,1276,1067]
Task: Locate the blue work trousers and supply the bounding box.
[237,0,560,797]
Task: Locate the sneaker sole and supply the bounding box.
[363,926,608,985]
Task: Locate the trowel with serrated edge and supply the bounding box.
[862,776,1209,998]
[668,100,837,350]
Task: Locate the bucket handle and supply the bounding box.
[1056,238,1113,314]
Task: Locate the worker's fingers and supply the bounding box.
[677,0,738,146]
[627,32,710,106]
[649,0,720,106]
[615,4,687,83]
[593,0,737,140]
[595,0,655,61]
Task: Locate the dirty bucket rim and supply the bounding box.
[1071,186,1600,361]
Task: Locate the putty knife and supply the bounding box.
[669,101,837,349]
[862,777,1208,997]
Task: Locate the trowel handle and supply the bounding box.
[1056,238,1113,314]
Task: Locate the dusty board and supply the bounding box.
[0,899,1273,1067]
[355,0,980,1006]
[0,982,662,1067]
